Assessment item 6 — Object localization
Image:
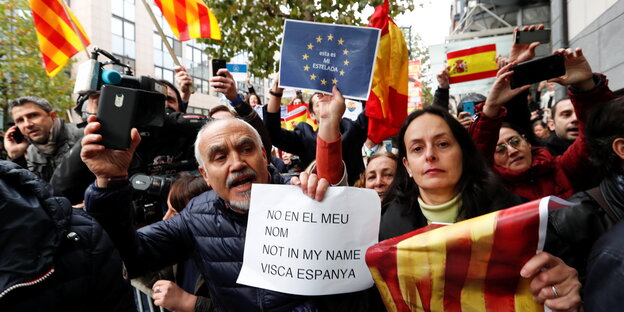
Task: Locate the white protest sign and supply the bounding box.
[237,184,380,295]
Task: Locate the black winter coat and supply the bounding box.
[85,167,319,312]
[544,174,624,283]
[0,161,135,312]
[264,107,368,185]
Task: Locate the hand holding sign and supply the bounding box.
[237,184,380,296]
[279,20,380,100]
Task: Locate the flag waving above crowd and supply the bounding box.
[29,0,90,77]
[366,0,409,144]
[153,0,221,41]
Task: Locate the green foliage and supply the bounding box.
[0,0,75,126]
[202,0,414,78]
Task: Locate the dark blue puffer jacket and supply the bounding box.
[0,161,135,312]
[85,167,318,312]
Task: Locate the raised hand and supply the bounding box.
[509,25,544,64]
[548,48,594,90]
[291,172,330,202]
[317,86,345,142]
[174,66,193,101]
[437,65,450,89]
[210,68,238,101]
[483,62,531,118]
[80,115,140,187]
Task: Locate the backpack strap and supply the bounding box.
[586,187,622,223]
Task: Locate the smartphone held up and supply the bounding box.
[510,53,565,89]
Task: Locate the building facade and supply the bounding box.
[552,0,624,92]
[69,0,255,115]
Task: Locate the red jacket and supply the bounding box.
[470,74,613,200]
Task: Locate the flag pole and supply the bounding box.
[59,0,90,58]
[140,0,195,93]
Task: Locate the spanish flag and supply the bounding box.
[366,0,409,143]
[366,196,572,312]
[154,0,221,41]
[447,44,498,84]
[29,0,90,77]
[283,104,317,131]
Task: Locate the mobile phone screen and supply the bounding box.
[463,102,475,117]
[510,54,565,89]
[212,59,227,77]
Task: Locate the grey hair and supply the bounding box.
[9,96,54,114]
[194,118,264,168]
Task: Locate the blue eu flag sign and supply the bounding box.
[279,20,380,100]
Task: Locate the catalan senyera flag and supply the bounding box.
[366,196,573,312]
[153,0,221,41]
[447,44,498,84]
[366,0,409,143]
[29,0,90,77]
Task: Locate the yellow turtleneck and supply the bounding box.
[418,194,462,224]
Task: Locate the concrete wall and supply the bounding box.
[552,0,624,91]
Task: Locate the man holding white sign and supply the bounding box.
[80,81,377,311]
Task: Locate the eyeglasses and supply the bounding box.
[495,135,524,154]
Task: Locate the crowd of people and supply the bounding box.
[2,24,624,312]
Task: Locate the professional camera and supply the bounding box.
[129,173,176,226]
[73,47,167,130]
[130,173,176,198]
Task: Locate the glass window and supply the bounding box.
[111,0,123,17]
[125,40,135,59]
[112,0,135,66]
[112,35,124,55]
[111,18,123,36]
[163,69,174,83]
[124,22,135,40]
[154,50,163,67]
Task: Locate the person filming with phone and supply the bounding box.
[471,45,612,201]
[3,96,83,182]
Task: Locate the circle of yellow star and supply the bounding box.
[343,60,349,66]
[339,70,345,76]
[343,49,349,55]
[338,38,344,45]
[332,78,338,84]
[302,54,309,60]
[327,34,334,41]
[316,36,322,43]
[310,74,316,80]
[307,43,314,50]
[303,65,310,71]
[321,79,327,85]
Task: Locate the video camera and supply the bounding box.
[73,47,167,138]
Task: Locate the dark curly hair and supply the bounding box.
[382,106,505,221]
[585,96,624,176]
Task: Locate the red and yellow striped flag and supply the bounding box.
[154,0,221,41]
[366,0,409,143]
[447,44,498,84]
[366,197,572,312]
[29,0,90,77]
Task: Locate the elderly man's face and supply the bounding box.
[197,120,269,213]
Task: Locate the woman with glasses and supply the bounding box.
[471,48,613,200]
